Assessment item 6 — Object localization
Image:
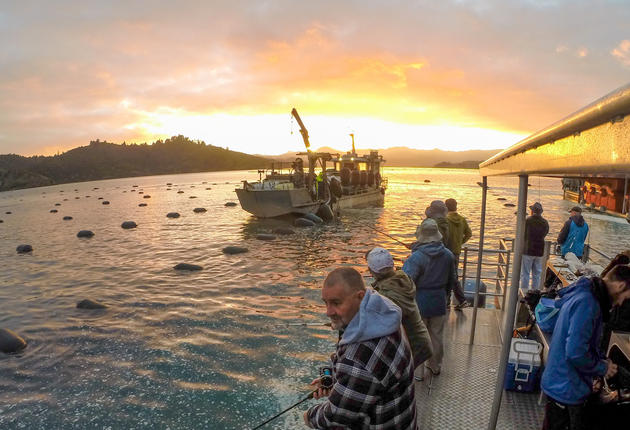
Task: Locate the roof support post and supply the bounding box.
[488,174,528,429]
[469,175,488,345]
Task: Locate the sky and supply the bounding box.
[1,0,629,156]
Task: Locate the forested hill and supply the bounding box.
[0,135,271,191]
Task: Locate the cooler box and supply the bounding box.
[504,338,542,392]
[463,279,486,307]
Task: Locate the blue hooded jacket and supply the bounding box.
[557,215,589,258]
[339,287,402,346]
[402,241,455,318]
[541,277,607,405]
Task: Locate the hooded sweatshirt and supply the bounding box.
[306,288,417,429]
[372,270,433,365]
[445,212,472,255]
[541,277,607,405]
[402,241,456,318]
[557,214,589,258]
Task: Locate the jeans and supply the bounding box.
[520,254,543,291]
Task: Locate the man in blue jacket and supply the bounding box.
[541,264,630,430]
[557,206,589,259]
[402,218,456,377]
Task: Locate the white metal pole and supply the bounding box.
[469,175,487,345]
[487,174,528,429]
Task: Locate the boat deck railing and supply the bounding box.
[459,237,514,310]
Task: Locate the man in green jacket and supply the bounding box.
[445,198,472,310]
[366,247,433,379]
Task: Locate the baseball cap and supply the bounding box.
[366,247,394,273]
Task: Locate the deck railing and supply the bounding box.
[460,238,513,310]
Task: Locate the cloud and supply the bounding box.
[0,0,629,155]
[612,40,630,67]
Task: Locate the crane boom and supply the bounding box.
[291,108,310,151]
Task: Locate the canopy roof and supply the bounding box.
[479,83,630,178]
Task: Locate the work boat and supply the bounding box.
[235,109,387,218]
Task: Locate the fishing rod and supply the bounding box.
[366,225,411,249]
[250,367,333,429]
[250,390,317,430]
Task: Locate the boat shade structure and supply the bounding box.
[478,82,630,429]
[480,83,630,178]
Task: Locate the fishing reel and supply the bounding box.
[319,366,334,389]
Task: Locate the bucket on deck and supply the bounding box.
[504,338,542,392]
[463,279,487,307]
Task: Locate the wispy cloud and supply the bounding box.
[0,0,629,155]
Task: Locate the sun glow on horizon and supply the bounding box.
[123,110,526,155]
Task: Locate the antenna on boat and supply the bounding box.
[349,133,356,154]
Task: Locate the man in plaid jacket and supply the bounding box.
[303,267,417,429]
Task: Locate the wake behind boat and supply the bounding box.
[235,109,387,218]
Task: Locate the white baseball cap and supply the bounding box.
[366,247,394,273]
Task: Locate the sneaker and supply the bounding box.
[454,301,471,311]
[426,366,441,376]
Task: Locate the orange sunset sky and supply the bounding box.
[1,1,629,156]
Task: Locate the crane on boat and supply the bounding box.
[291,108,310,151]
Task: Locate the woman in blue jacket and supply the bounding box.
[541,265,630,430]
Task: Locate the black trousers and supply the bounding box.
[446,253,467,305]
[542,398,589,430]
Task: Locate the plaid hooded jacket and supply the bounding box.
[306,289,417,429]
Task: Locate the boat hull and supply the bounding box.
[236,187,385,218]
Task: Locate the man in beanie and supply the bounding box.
[444,198,472,309]
[521,202,549,290]
[557,206,589,260]
[366,247,433,375]
[402,218,456,376]
[541,264,630,430]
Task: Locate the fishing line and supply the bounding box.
[365,225,411,248]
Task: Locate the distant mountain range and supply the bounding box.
[261,146,502,168]
[0,135,271,191]
[0,138,503,191]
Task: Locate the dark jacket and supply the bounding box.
[557,215,589,258]
[445,212,472,255]
[541,277,607,405]
[372,270,433,365]
[402,241,456,318]
[306,289,417,429]
[524,214,549,257]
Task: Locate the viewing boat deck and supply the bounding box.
[416,308,544,429]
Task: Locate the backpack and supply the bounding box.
[535,297,560,333]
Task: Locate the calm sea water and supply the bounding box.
[2,168,630,429]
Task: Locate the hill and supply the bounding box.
[263,146,501,167]
[0,135,271,191]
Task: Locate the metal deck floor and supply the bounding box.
[415,308,544,430]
